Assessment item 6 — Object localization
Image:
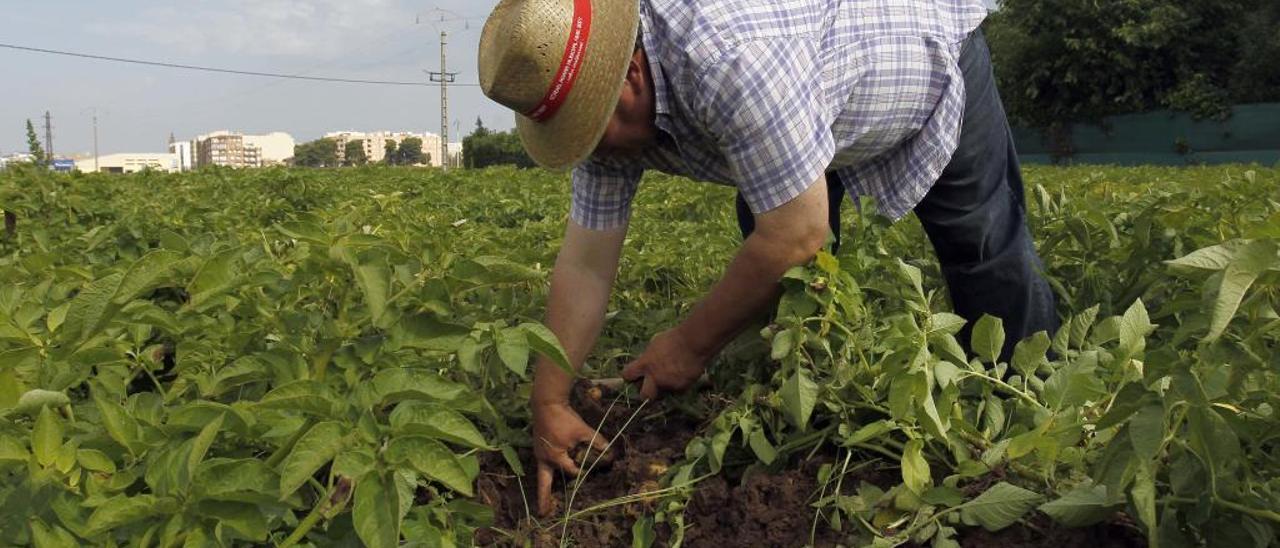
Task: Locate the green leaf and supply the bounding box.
[61,271,125,342]
[901,439,931,495]
[194,459,278,500]
[389,313,470,352]
[384,435,474,496]
[922,486,966,507]
[0,435,30,465]
[1128,404,1165,461]
[1044,351,1106,409]
[1039,484,1116,527]
[1132,462,1159,542]
[1118,299,1154,357]
[495,326,530,377]
[1187,406,1241,478]
[928,313,968,336]
[958,482,1042,531]
[32,406,62,468]
[843,420,896,446]
[279,421,348,498]
[115,250,183,304]
[1166,241,1241,271]
[8,389,70,417]
[332,449,377,481]
[521,322,575,378]
[1206,240,1277,341]
[362,368,469,408]
[92,388,141,456]
[85,495,162,535]
[352,260,391,323]
[748,428,777,465]
[41,300,75,340]
[389,401,489,449]
[186,248,242,308]
[255,380,341,417]
[196,501,268,542]
[1011,331,1051,378]
[457,337,484,374]
[76,449,116,473]
[186,415,223,482]
[353,471,401,548]
[1095,383,1152,430]
[632,515,657,548]
[451,256,542,284]
[971,315,1005,363]
[28,518,78,548]
[780,368,818,429]
[1069,306,1100,350]
[277,220,329,244]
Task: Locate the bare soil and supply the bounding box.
[474,382,1145,548]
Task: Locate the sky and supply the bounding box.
[0,0,1002,157]
[0,0,508,156]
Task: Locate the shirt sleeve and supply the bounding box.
[695,38,836,216]
[569,159,643,230]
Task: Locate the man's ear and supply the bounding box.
[623,49,646,96]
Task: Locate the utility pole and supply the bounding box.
[92,114,100,172]
[43,111,54,163]
[426,30,458,171]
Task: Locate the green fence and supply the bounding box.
[1013,103,1280,166]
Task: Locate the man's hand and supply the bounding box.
[532,401,608,516]
[621,328,709,399]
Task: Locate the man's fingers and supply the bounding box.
[621,359,646,382]
[588,433,609,453]
[552,451,581,476]
[536,462,554,516]
[640,375,659,400]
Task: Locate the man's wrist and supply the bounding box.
[674,321,719,361]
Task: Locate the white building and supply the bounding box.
[177,130,296,169]
[244,132,295,166]
[169,141,195,172]
[76,153,176,174]
[0,153,35,170]
[325,131,444,166]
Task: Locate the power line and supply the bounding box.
[0,42,483,87]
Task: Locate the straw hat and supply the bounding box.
[479,0,639,169]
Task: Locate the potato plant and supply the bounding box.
[0,164,1277,547]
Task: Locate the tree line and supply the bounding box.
[987,0,1280,129]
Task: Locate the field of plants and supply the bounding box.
[0,163,1277,547]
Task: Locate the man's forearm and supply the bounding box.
[531,226,624,405]
[678,232,820,359]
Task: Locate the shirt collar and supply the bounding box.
[638,2,672,125]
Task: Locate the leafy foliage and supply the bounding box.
[292,138,339,168]
[462,119,535,169]
[987,0,1280,127]
[0,164,1277,546]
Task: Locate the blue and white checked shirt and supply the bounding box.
[570,0,989,230]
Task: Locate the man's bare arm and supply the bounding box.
[532,220,628,404]
[623,175,830,397]
[680,175,830,356]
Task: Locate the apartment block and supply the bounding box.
[325,131,444,166]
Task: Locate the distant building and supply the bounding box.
[188,130,296,169]
[169,141,195,172]
[446,142,464,168]
[76,153,176,174]
[244,132,295,166]
[325,131,444,166]
[0,153,35,170]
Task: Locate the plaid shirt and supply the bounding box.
[570,0,988,230]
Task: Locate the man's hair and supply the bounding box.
[635,26,644,51]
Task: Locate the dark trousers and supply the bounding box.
[735,30,1059,361]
